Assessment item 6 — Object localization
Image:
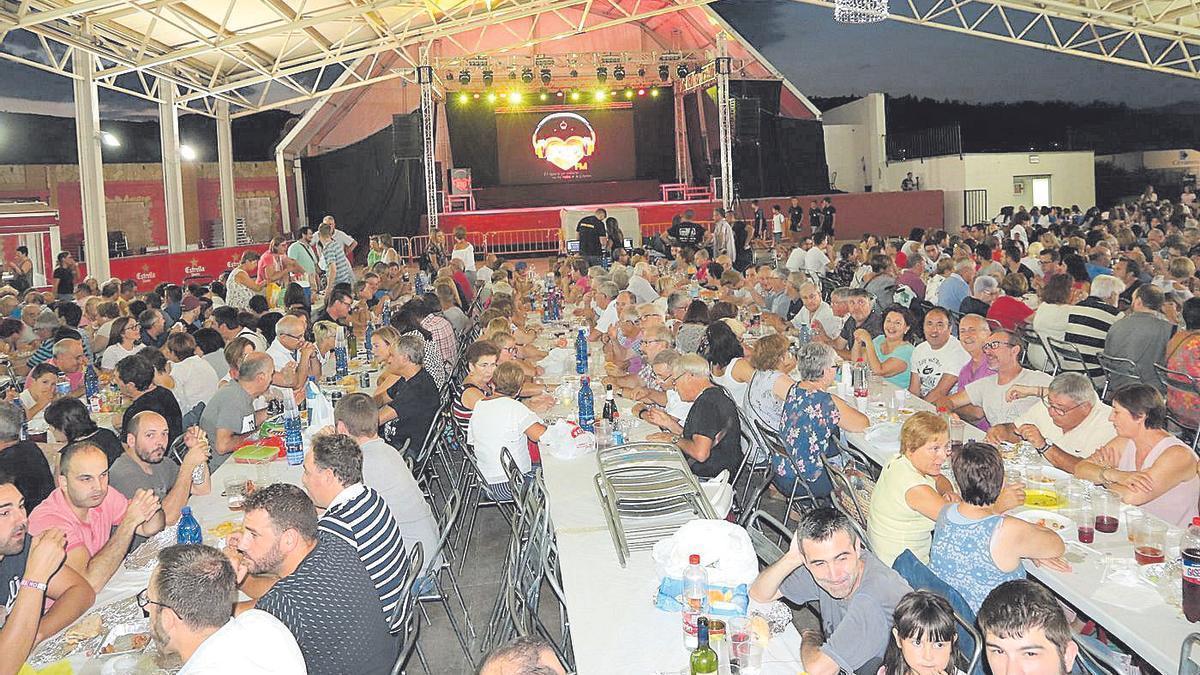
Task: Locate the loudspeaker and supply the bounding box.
[733,97,760,140]
[392,111,423,160]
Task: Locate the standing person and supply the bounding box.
[575,209,607,266]
[605,216,625,254]
[224,251,265,311]
[787,197,804,235]
[749,508,912,675]
[771,204,785,244]
[808,200,823,238]
[53,252,76,303]
[821,197,837,237]
[750,200,766,240]
[288,226,322,302]
[321,214,357,261]
[712,208,735,262]
[317,224,353,288]
[7,246,33,293]
[144,544,306,674]
[450,226,477,274]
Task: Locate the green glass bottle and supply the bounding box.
[690,616,718,674]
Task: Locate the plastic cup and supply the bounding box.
[949,417,966,450]
[1093,489,1120,534]
[1071,501,1095,544]
[731,640,763,675]
[1126,510,1146,544]
[1135,520,1167,565]
[224,478,248,511]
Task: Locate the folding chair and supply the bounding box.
[1097,354,1142,402]
[820,452,874,533]
[416,490,476,660]
[389,543,425,675]
[743,508,791,564]
[1074,634,1126,675]
[747,418,820,525]
[1179,632,1200,675]
[1156,364,1200,453]
[1046,337,1092,378]
[1015,325,1054,373]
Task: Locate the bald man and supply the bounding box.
[479,637,567,675]
[265,314,319,398]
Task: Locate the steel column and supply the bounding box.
[293,159,308,229]
[715,34,734,210]
[216,101,239,243]
[160,84,188,252]
[72,50,110,280]
[673,85,692,185]
[418,54,439,233]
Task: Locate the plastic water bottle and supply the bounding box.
[55,374,70,397]
[84,363,100,399]
[575,328,588,375]
[283,395,304,465]
[381,300,393,327]
[577,376,595,432]
[798,324,813,345]
[415,272,426,296]
[304,376,320,415]
[334,329,349,377]
[364,320,376,361]
[1183,517,1200,622]
[177,507,202,545]
[682,553,708,648]
[852,358,869,398]
[11,399,28,441]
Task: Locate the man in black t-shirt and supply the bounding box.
[376,335,440,458]
[117,353,183,446]
[822,197,837,236]
[667,209,706,250]
[644,355,742,479]
[787,198,803,233]
[52,252,76,302]
[576,208,607,263]
[808,200,823,235]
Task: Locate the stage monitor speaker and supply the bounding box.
[733,97,761,140]
[392,111,423,160]
[450,168,472,195]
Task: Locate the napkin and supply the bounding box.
[864,422,902,454]
[19,663,71,675]
[537,348,575,378]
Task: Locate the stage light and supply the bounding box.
[179,144,197,161]
[520,68,533,84]
[569,90,580,102]
[594,89,606,101]
[458,70,471,85]
[624,89,633,99]
[637,88,646,96]
[540,68,552,85]
[473,93,480,99]
[100,131,120,148]
[596,67,607,84]
[509,70,517,81]
[658,64,669,82]
[486,92,497,103]
[570,69,578,78]
[650,88,660,97]
[676,64,689,79]
[508,91,522,104]
[613,65,625,81]
[555,90,564,98]
[445,71,454,82]
[482,69,494,87]
[637,67,646,77]
[458,93,469,104]
[539,92,549,102]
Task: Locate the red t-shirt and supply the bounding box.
[986,295,1034,330]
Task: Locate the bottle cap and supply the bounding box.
[181,506,192,515]
[689,554,700,565]
[1194,517,1200,527]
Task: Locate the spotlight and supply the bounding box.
[594,89,606,101]
[179,144,197,161]
[650,88,659,97]
[539,92,549,102]
[473,93,480,99]
[540,68,551,85]
[569,90,580,102]
[445,71,454,81]
[482,69,494,87]
[637,67,646,77]
[613,65,625,81]
[569,69,578,78]
[596,67,607,84]
[520,68,533,84]
[676,64,689,78]
[555,90,564,98]
[458,93,469,104]
[637,88,645,96]
[508,91,522,104]
[458,70,471,85]
[658,64,669,82]
[509,70,517,80]
[100,131,120,148]
[624,89,633,99]
[486,92,497,103]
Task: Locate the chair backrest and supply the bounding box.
[389,542,425,675]
[820,452,874,531]
[891,550,982,675]
[743,508,789,563]
[1178,632,1200,675]
[501,446,529,508]
[181,401,205,431]
[1097,353,1142,398]
[1073,634,1125,675]
[1046,337,1089,375]
[1154,364,1200,450]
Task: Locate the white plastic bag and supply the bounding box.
[540,419,595,459]
[652,518,760,587]
[700,470,733,519]
[537,348,575,379]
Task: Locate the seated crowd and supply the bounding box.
[0,191,1198,674]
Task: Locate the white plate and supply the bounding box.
[1014,509,1075,540]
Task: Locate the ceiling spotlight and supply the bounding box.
[650,88,659,97]
[179,144,197,161]
[539,92,549,102]
[676,64,689,79]
[458,93,469,104]
[445,71,454,82]
[613,65,625,81]
[508,70,517,80]
[624,89,634,99]
[569,69,578,78]
[594,89,606,100]
[482,69,494,87]
[637,67,646,77]
[508,91,522,104]
[596,67,607,84]
[637,88,645,96]
[458,70,471,85]
[555,90,564,98]
[658,64,669,82]
[569,90,580,102]
[486,92,497,103]
[99,131,120,148]
[540,68,552,85]
[521,68,534,84]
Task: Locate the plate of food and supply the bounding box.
[97,622,152,656]
[1013,510,1074,540]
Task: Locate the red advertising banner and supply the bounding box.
[105,244,266,290]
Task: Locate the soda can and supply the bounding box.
[359,372,371,389]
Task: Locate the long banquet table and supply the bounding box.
[835,381,1196,675]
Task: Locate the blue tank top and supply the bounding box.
[929,504,1025,613]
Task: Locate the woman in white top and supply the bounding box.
[466,361,545,501]
[312,320,340,378]
[449,226,476,272]
[702,320,752,407]
[224,250,266,310]
[1029,273,1073,370]
[19,363,58,434]
[100,316,145,370]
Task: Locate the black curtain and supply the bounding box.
[445,102,500,187]
[632,92,675,181]
[301,122,426,248]
[684,92,709,186]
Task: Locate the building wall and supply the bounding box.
[0,161,297,254]
[821,93,887,192]
[962,151,1095,214]
[883,155,968,230]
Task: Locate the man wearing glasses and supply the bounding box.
[265,315,319,402]
[313,288,353,329]
[984,372,1116,473]
[942,329,1051,429]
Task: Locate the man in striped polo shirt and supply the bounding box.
[302,433,408,628]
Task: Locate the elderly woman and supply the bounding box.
[467,361,545,501]
[1074,384,1200,526]
[868,411,961,566]
[453,340,499,435]
[851,305,915,389]
[1029,273,1073,370]
[772,342,868,500]
[986,273,1034,330]
[644,354,743,479]
[1166,298,1200,428]
[745,334,797,433]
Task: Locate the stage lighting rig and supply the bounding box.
[596,67,607,84]
[570,69,578,78]
[658,65,669,82]
[482,69,494,87]
[458,70,471,85]
[540,69,552,85]
[676,64,689,79]
[638,67,646,77]
[613,65,625,81]
[521,68,534,84]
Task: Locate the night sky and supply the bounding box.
[0,0,1197,120]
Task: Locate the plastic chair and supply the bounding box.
[891,550,982,675]
[1097,353,1142,401]
[1156,364,1200,453]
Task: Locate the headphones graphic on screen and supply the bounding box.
[531,112,597,171]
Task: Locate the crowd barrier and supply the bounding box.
[391,228,564,263]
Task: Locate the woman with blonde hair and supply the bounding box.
[311,320,341,378]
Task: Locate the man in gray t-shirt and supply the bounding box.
[199,353,274,470]
[108,411,212,524]
[750,508,911,675]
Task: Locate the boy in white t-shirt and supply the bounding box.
[771,205,785,243]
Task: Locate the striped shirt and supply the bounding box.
[1064,297,1122,378]
[318,484,409,627]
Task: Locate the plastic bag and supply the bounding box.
[655,576,749,616]
[540,419,595,460]
[652,519,761,587]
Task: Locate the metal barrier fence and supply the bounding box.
[391,228,561,262]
